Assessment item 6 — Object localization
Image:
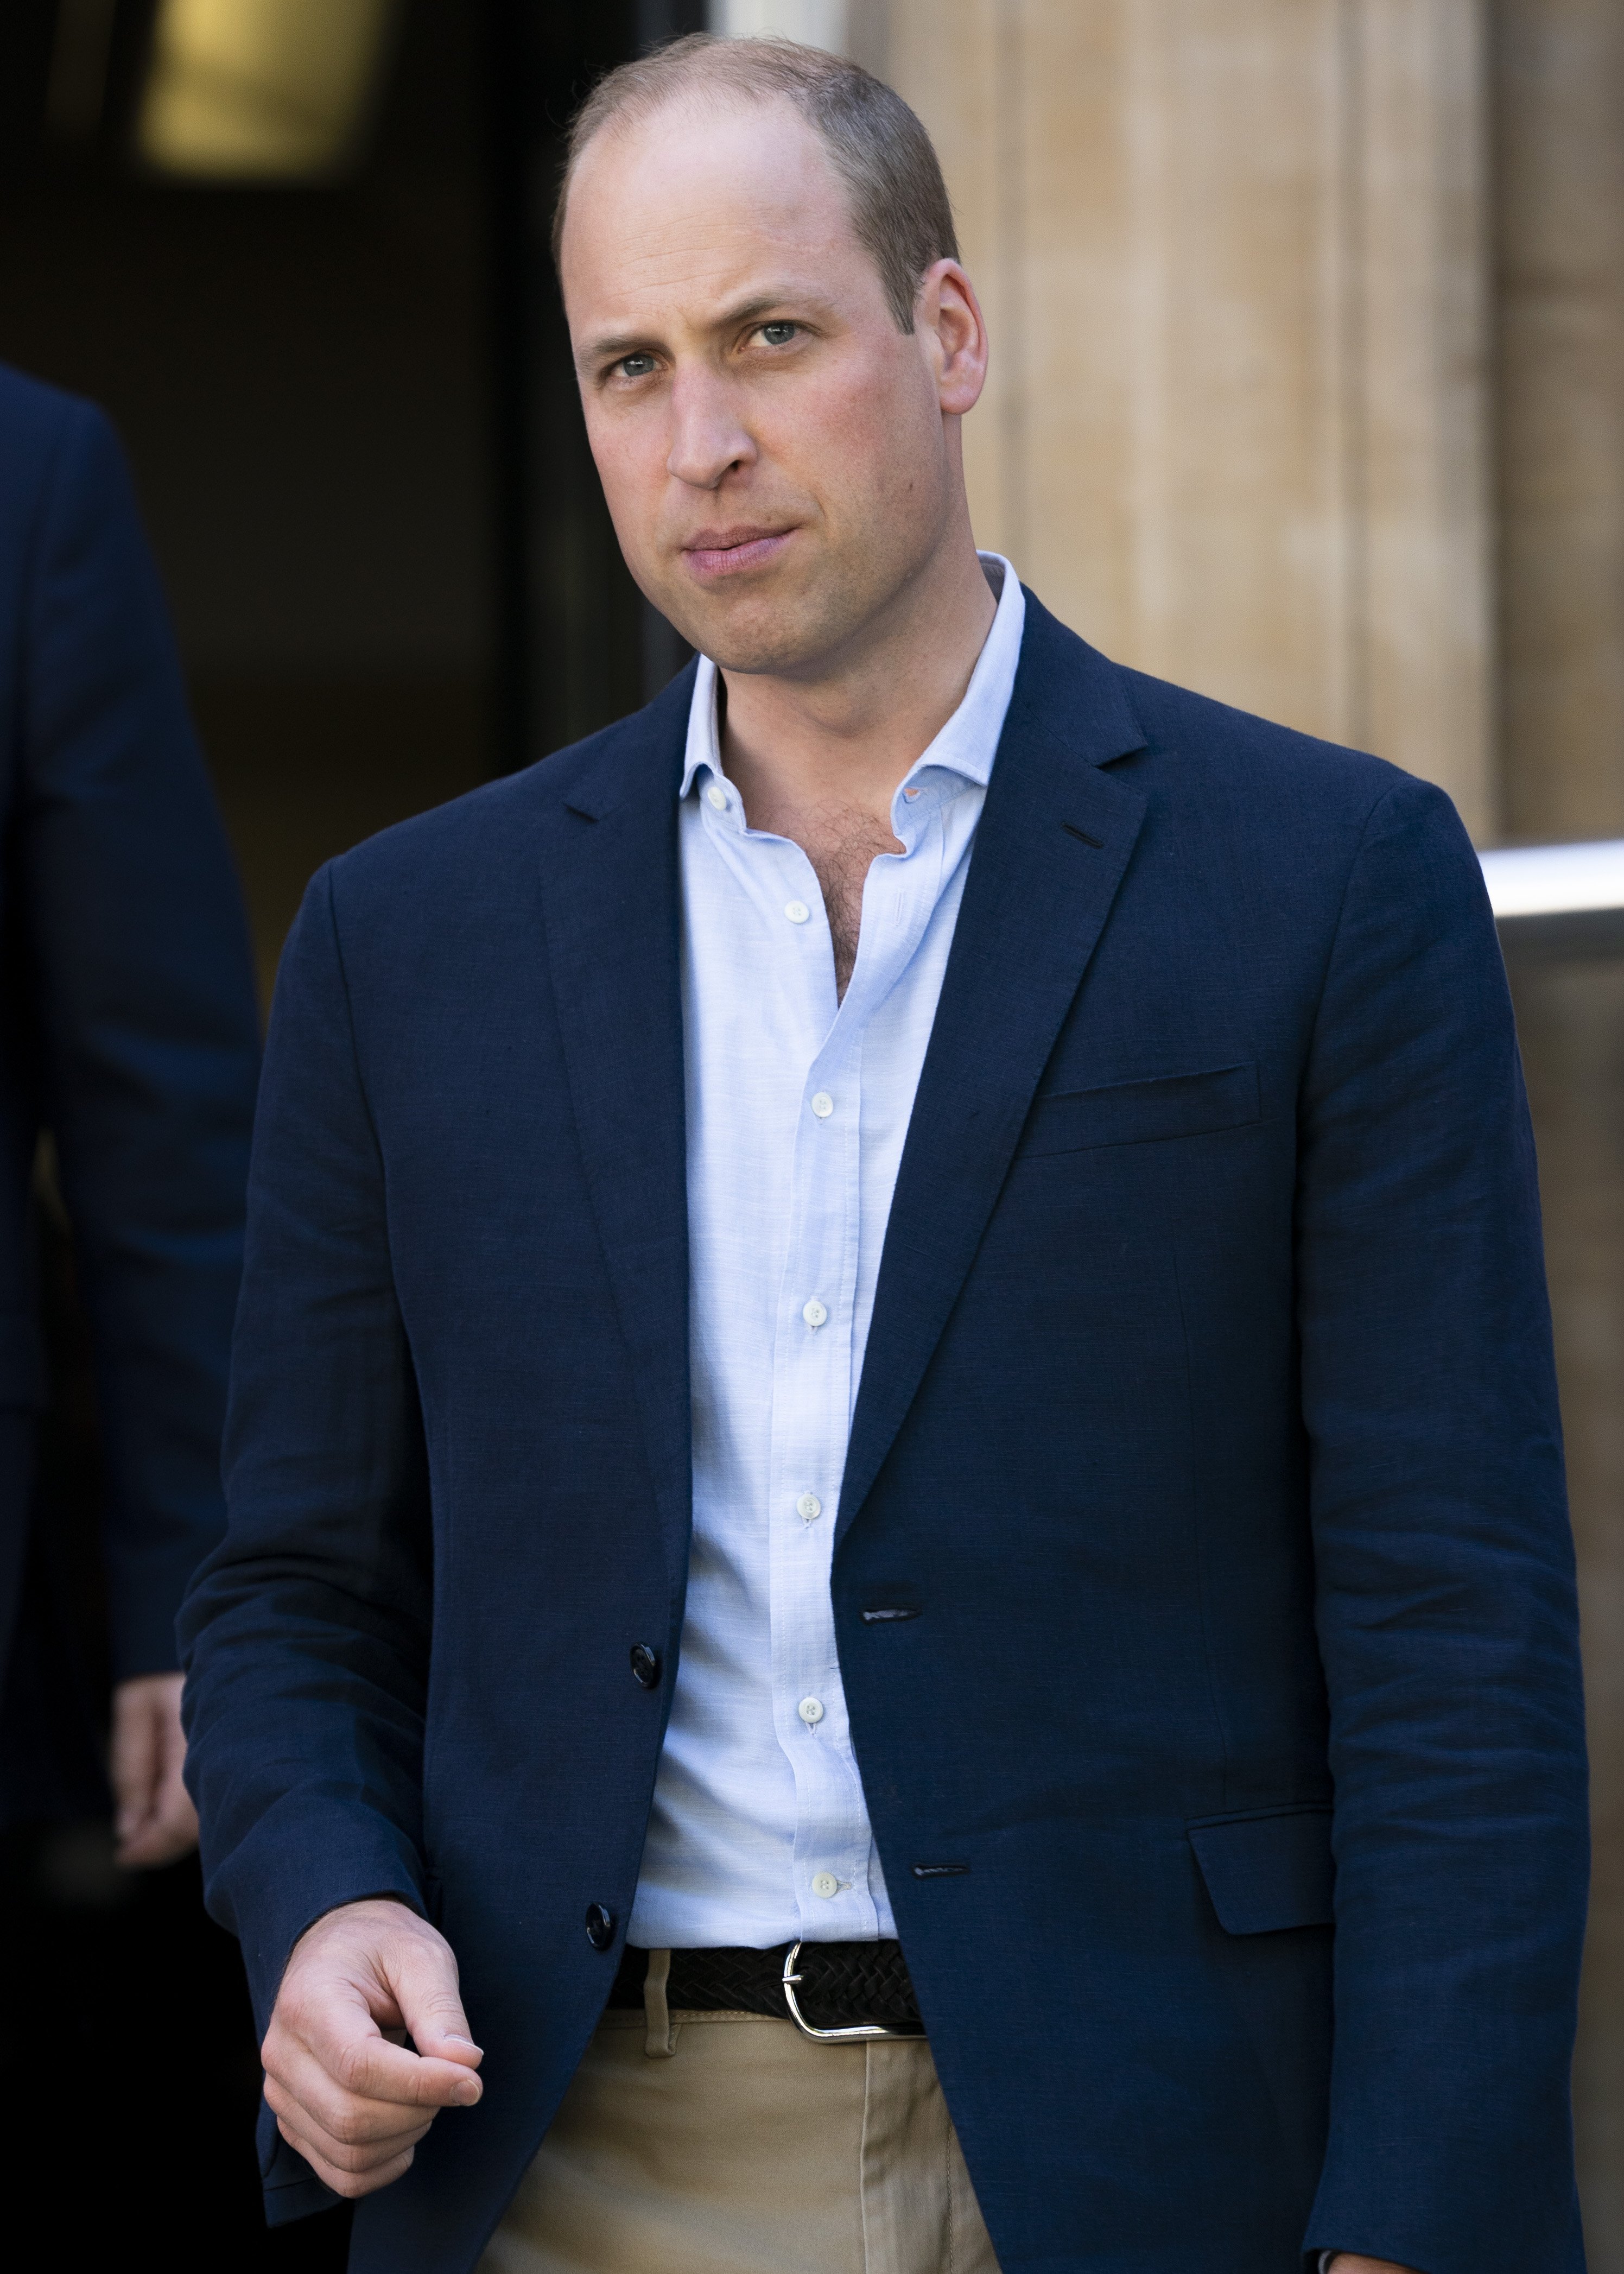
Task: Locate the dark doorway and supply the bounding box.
[0,3,699,2263]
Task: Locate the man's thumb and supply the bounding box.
[390,1938,483,2071]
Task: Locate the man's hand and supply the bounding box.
[111,1672,198,1867]
[262,1898,484,2197]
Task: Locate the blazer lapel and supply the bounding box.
[535,670,696,1597]
[836,601,1149,1545]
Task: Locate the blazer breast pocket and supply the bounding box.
[1017,1061,1260,1158]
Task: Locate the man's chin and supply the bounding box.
[653,580,861,681]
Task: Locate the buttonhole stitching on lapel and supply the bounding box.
[1062,822,1105,848]
[861,1607,921,1622]
[912,1863,970,1878]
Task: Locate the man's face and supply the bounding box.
[560,95,981,676]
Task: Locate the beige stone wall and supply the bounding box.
[1494,8,1624,2263]
[1496,0,1624,846]
[876,0,1497,839]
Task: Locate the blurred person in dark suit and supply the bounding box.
[0,360,259,1862]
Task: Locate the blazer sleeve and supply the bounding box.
[178,865,433,2035]
[1295,775,1588,2274]
[18,399,261,1679]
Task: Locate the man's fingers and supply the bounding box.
[265,2069,434,2161]
[272,2105,421,2200]
[277,1977,480,2113]
[265,2049,435,2146]
[333,2034,483,2108]
[388,1940,483,2069]
[283,1992,480,2110]
[268,2030,477,2139]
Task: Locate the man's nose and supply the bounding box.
[665,372,756,490]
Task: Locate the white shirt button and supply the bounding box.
[784,899,810,924]
[801,1297,828,1329]
[796,1492,822,1521]
[810,1091,834,1119]
[706,784,727,811]
[811,1871,840,1898]
[798,1696,825,1726]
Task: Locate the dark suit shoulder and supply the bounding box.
[0,360,98,445]
[1118,659,1415,820]
[1020,587,1425,834]
[0,362,118,523]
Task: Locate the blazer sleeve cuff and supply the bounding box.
[202,1805,428,2034]
[258,2100,344,2225]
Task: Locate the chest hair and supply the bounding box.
[799,807,905,999]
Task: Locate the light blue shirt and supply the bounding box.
[627,555,1026,1949]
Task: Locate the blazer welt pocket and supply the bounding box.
[1018,1062,1260,1157]
[1186,1804,1334,1935]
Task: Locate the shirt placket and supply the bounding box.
[757,833,864,1936]
[763,791,950,1937]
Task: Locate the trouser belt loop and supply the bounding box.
[643,1947,675,2057]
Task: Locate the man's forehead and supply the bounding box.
[563,93,859,312]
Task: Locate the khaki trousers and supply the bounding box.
[479,1981,1002,2274]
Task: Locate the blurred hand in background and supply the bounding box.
[111,1672,196,1868]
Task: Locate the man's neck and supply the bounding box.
[716,535,999,834]
[713,533,999,1000]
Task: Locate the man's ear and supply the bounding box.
[919,259,989,420]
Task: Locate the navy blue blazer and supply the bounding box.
[181,594,1588,2274]
[0,365,259,1699]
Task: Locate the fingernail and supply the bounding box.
[454,2080,480,2104]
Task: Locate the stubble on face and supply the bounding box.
[559,94,958,683]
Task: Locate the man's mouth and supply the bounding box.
[681,527,796,580]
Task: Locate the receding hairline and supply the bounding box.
[560,80,841,237]
[551,35,960,334]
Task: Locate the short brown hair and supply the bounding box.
[553,34,959,334]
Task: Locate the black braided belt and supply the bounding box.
[610,1939,925,2039]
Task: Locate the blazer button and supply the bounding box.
[630,1643,661,1689]
[584,1903,616,1951]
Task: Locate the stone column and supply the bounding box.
[876,0,1497,838]
[1496,0,1624,847]
[1495,7,1624,2262]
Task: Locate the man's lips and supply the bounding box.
[680,528,796,579]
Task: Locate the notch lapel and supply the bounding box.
[535,672,695,1598]
[836,604,1149,1545]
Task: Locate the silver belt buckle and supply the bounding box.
[780,1940,926,2043]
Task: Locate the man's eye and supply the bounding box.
[615,353,658,379]
[758,322,797,347]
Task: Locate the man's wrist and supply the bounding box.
[291,1891,423,1949]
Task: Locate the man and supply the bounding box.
[180,35,1588,2274]
[0,363,259,1862]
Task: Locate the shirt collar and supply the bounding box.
[678,552,1025,808]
